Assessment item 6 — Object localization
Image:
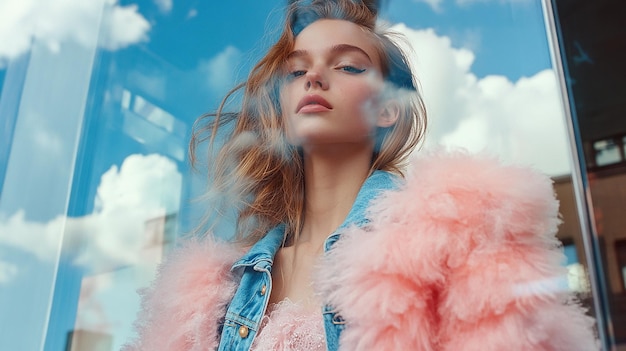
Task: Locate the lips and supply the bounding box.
[296,94,333,114]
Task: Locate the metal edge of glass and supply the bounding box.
[40,3,108,350]
[541,0,611,349]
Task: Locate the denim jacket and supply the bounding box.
[217,170,399,351]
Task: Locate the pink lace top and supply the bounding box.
[250,299,326,351]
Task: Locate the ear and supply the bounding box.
[376,100,400,128]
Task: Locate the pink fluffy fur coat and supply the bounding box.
[124,150,598,350]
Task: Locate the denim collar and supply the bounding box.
[231,224,285,270]
[335,170,399,231]
[323,170,399,251]
[231,170,400,269]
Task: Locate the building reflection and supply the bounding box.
[552,0,626,347]
[66,330,112,351]
[65,212,177,351]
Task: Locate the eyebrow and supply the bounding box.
[286,44,373,63]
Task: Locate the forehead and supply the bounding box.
[292,19,381,65]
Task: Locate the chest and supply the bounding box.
[269,244,323,312]
[218,251,341,351]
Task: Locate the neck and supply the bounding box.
[297,143,374,247]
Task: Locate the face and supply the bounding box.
[279,19,386,149]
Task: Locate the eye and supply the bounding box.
[287,70,306,79]
[339,66,366,74]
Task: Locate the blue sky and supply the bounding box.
[133,0,550,84]
[0,1,575,350]
[383,0,550,80]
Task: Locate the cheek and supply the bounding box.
[348,74,382,103]
[351,86,381,128]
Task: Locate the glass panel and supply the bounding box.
[0,0,602,350]
[550,0,626,349]
[0,21,103,351]
[0,2,282,350]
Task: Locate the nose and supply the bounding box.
[305,69,328,90]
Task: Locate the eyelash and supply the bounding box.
[287,66,366,79]
[289,70,306,78]
[339,66,366,74]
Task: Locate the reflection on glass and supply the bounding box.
[594,139,622,167]
[121,89,187,161]
[550,0,626,348]
[564,243,591,293]
[553,173,596,320]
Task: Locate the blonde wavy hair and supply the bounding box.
[190,0,427,245]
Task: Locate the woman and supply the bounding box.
[124,0,598,350]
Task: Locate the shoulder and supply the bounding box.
[144,235,244,311]
[324,149,562,285]
[123,236,244,351]
[315,149,599,350]
[160,236,244,278]
[403,148,555,201]
[372,148,560,251]
[319,148,559,288]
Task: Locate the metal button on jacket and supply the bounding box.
[238,325,249,338]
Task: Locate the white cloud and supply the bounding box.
[99,2,150,51]
[187,8,198,19]
[391,23,571,176]
[0,210,67,261]
[200,46,243,95]
[392,26,475,138]
[153,0,173,14]
[413,0,533,14]
[32,122,64,158]
[0,261,18,283]
[0,0,150,61]
[94,154,181,215]
[456,0,532,5]
[0,153,182,276]
[413,0,444,12]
